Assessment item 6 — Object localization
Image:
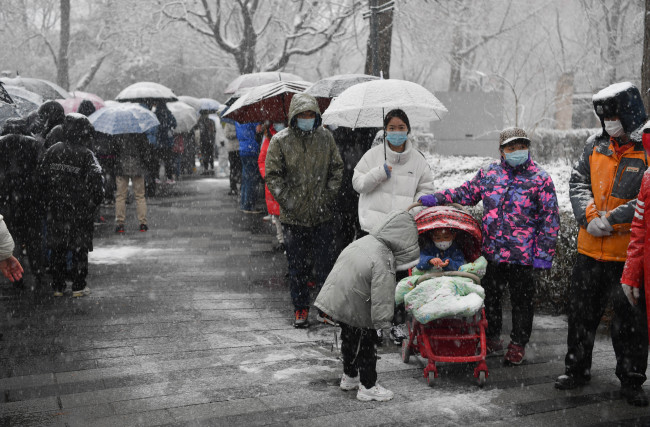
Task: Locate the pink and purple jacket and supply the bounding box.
[429,158,560,268]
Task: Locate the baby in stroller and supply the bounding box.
[416,227,467,272]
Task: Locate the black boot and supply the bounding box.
[620,384,649,407]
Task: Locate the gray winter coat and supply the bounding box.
[115,134,149,177]
[314,210,420,329]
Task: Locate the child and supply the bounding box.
[314,210,419,402]
[417,228,466,272]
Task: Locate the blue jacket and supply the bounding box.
[416,241,466,272]
[236,122,260,156]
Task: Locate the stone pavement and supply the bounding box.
[0,177,648,426]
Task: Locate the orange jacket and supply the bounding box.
[569,134,648,262]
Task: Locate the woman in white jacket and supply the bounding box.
[353,109,434,234]
[352,109,435,345]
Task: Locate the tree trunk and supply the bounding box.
[447,27,463,91]
[74,55,107,92]
[57,0,70,90]
[365,0,393,77]
[554,72,574,130]
[642,0,650,113]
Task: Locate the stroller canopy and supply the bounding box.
[414,206,482,262]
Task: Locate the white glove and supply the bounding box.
[600,215,614,232]
[586,217,611,237]
[621,284,640,306]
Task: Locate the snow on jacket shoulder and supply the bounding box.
[620,169,650,342]
[0,215,15,261]
[432,158,560,266]
[314,210,420,329]
[353,140,434,232]
[570,131,648,262]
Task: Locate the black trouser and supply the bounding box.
[228,151,241,192]
[159,146,174,179]
[340,322,378,388]
[283,222,334,310]
[482,262,536,346]
[50,245,88,292]
[201,143,214,170]
[564,254,648,386]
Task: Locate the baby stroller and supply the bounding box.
[401,205,488,387]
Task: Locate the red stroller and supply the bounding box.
[401,205,488,387]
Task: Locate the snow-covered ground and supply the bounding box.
[425,152,573,213]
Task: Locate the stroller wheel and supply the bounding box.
[478,371,487,388]
[401,339,411,364]
[427,371,436,387]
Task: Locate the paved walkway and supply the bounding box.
[0,177,648,426]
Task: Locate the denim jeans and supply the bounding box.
[282,221,335,310]
[239,155,262,211]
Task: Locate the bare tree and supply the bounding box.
[364,0,394,78]
[56,0,70,89]
[160,0,362,75]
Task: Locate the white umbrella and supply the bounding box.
[224,72,306,95]
[321,79,448,128]
[115,82,178,102]
[178,95,201,111]
[167,101,198,134]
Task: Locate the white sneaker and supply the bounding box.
[262,215,272,222]
[72,287,91,298]
[340,373,360,390]
[357,383,394,402]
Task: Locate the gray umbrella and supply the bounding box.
[0,77,70,100]
[4,85,43,117]
[224,72,306,95]
[305,74,379,112]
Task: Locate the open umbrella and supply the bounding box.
[321,79,448,128]
[57,91,105,114]
[223,81,312,123]
[305,73,379,112]
[4,85,43,117]
[178,95,201,112]
[115,82,178,103]
[224,72,306,95]
[0,102,21,128]
[88,103,159,135]
[0,76,70,100]
[198,98,221,113]
[167,101,198,134]
[0,82,13,104]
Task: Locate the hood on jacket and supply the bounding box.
[63,113,95,146]
[593,82,647,135]
[1,118,31,136]
[37,100,65,134]
[370,209,420,270]
[287,93,322,132]
[77,99,96,117]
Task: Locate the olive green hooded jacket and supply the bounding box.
[264,93,343,226]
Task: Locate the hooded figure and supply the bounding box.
[77,99,96,117]
[264,93,344,328]
[0,118,45,285]
[556,82,649,407]
[38,113,104,297]
[37,100,65,150]
[314,209,419,402]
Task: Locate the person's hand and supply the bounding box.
[600,215,614,232]
[0,256,24,282]
[383,163,392,179]
[429,258,449,268]
[621,284,640,306]
[419,194,437,207]
[586,217,611,237]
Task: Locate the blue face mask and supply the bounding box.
[273,123,285,132]
[504,149,529,167]
[296,117,315,132]
[386,131,408,146]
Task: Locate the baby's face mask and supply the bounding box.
[432,229,455,243]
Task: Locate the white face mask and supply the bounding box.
[434,241,452,251]
[604,120,624,137]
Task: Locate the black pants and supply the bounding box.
[50,245,88,292]
[340,322,377,388]
[201,143,214,170]
[482,262,536,346]
[228,151,241,192]
[564,254,648,385]
[283,222,334,310]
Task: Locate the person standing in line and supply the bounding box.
[265,93,343,328]
[38,114,104,297]
[197,110,216,174]
[419,127,560,365]
[114,133,150,233]
[236,121,263,213]
[150,100,177,185]
[555,82,648,407]
[224,121,241,196]
[258,121,285,251]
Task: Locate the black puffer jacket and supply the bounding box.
[0,118,44,227]
[39,114,104,250]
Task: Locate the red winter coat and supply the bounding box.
[620,169,650,342]
[258,127,280,216]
